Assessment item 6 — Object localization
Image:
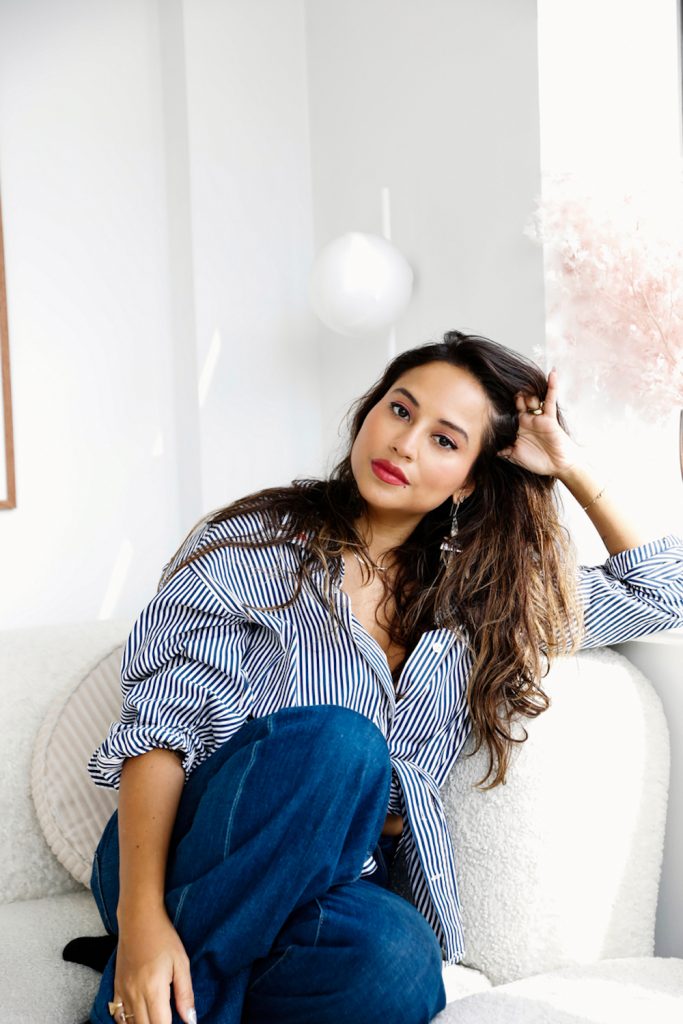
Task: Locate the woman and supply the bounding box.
[82,330,683,1024]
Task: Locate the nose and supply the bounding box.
[390,427,418,460]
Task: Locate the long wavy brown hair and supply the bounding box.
[163,330,583,788]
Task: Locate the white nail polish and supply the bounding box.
[188,1010,198,1024]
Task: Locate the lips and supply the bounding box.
[371,459,409,486]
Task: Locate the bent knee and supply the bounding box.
[272,704,391,776]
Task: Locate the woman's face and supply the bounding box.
[350,361,491,519]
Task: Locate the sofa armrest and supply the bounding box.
[0,620,130,903]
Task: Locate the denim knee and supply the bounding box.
[274,704,392,783]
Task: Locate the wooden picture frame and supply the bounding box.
[0,194,16,510]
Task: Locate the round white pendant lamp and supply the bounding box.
[309,231,414,339]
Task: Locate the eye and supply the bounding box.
[389,399,458,448]
[389,401,410,420]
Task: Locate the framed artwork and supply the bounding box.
[0,193,16,510]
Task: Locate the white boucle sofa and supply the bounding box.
[1,620,682,1023]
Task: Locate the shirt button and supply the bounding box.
[431,641,445,654]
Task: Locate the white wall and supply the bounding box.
[304,0,547,467]
[0,0,182,628]
[182,0,322,513]
[0,0,322,628]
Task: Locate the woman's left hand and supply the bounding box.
[496,368,580,478]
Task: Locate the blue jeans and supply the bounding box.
[89,704,447,1023]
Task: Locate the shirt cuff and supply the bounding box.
[604,534,683,578]
[88,723,204,790]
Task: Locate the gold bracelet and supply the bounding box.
[582,486,606,512]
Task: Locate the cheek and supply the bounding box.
[350,424,370,472]
[422,453,475,493]
[354,410,381,452]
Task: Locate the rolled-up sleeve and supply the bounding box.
[579,534,683,649]
[88,558,253,790]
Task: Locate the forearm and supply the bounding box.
[556,463,644,556]
[116,748,185,924]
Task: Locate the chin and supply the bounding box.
[352,462,425,515]
[359,483,419,518]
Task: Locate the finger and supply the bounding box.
[142,987,170,1024]
[108,993,128,1024]
[156,992,177,1024]
[108,992,122,1015]
[543,367,558,419]
[121,992,152,1024]
[514,391,528,415]
[173,961,197,1024]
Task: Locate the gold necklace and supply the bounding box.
[351,549,389,574]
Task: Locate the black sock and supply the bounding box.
[62,934,117,973]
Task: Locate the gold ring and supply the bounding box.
[108,1003,123,1018]
[530,407,543,415]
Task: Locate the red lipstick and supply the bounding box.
[371,460,409,486]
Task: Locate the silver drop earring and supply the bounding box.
[440,495,463,563]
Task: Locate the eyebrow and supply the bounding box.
[392,387,470,444]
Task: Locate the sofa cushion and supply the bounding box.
[441,963,492,1001]
[432,957,683,1023]
[31,646,123,886]
[0,891,105,1024]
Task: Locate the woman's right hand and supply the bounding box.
[113,906,197,1024]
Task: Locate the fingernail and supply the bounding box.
[188,1010,198,1024]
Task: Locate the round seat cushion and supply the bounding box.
[433,957,683,1023]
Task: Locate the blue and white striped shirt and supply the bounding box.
[88,512,683,965]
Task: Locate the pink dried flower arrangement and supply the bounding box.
[525,172,683,423]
